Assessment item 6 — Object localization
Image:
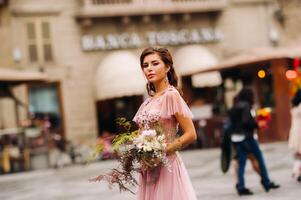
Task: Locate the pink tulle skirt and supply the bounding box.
[137,153,197,200]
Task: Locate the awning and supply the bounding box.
[96,51,146,100]
[192,71,222,88]
[173,45,218,76]
[201,46,301,73]
[173,45,221,87]
[0,68,47,83]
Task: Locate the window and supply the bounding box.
[41,22,53,62]
[26,22,38,62]
[26,20,53,63]
[29,85,61,131]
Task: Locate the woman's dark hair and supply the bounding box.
[292,88,301,107]
[237,87,254,105]
[140,47,180,96]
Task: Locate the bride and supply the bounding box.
[133,47,198,200]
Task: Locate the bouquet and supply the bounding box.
[256,107,272,130]
[89,118,168,194]
[133,129,167,171]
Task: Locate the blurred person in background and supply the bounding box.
[229,87,280,196]
[73,139,93,165]
[97,131,114,160]
[221,99,260,186]
[8,138,22,172]
[0,136,26,173]
[0,135,11,173]
[288,88,301,182]
[49,133,72,168]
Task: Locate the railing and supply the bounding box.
[88,0,224,4]
[91,0,132,5]
[78,0,228,18]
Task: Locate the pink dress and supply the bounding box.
[133,86,197,200]
[289,104,301,154]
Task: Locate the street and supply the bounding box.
[0,142,300,200]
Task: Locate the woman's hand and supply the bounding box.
[165,138,182,156]
[141,157,161,171]
[165,144,173,156]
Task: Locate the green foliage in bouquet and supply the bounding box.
[89,117,168,194]
[89,118,140,194]
[111,118,138,152]
[86,143,104,163]
[88,118,137,160]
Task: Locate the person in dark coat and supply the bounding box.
[229,87,280,195]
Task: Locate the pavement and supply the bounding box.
[0,142,300,200]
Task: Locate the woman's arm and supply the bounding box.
[165,113,197,155]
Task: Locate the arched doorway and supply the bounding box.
[174,45,223,148]
[95,51,146,135]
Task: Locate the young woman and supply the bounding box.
[288,89,301,182]
[133,47,197,200]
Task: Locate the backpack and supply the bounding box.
[220,118,233,173]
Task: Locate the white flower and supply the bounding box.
[136,143,144,149]
[133,135,144,145]
[141,129,157,137]
[143,144,153,152]
[157,135,165,141]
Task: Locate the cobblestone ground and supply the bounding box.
[0,142,300,200]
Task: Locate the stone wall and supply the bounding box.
[5,0,98,143]
[0,4,12,66]
[1,0,296,144]
[278,0,301,45]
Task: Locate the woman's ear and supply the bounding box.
[166,66,171,73]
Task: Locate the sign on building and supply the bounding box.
[81,28,223,51]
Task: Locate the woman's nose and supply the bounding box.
[146,66,153,72]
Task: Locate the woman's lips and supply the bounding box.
[147,74,155,79]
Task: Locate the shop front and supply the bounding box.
[0,69,67,172]
[93,45,224,148]
[195,46,301,142]
[1,0,298,162]
[72,0,284,147]
[78,2,227,142]
[95,51,145,136]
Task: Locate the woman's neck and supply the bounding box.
[153,80,170,95]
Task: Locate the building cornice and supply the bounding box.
[10,5,63,17]
[230,0,274,5]
[76,0,228,19]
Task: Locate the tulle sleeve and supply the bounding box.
[160,88,193,119]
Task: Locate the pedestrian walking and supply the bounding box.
[221,107,260,184]
[229,87,280,195]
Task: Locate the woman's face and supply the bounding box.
[142,53,169,84]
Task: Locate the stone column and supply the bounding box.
[271,58,291,140]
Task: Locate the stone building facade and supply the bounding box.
[0,0,300,144]
[277,0,301,45]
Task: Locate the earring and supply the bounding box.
[165,74,169,84]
